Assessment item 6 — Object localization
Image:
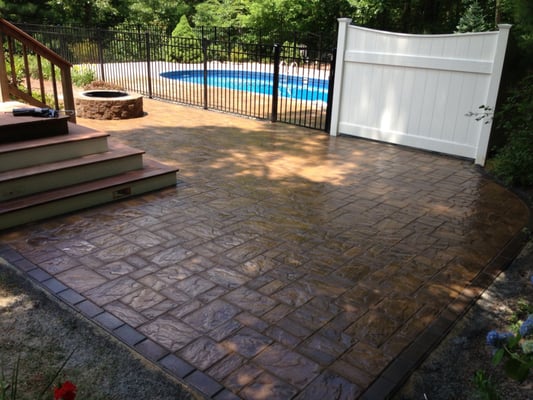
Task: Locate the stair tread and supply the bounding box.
[0,142,145,182]
[0,114,70,143]
[0,123,108,154]
[0,158,178,214]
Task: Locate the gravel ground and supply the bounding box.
[0,258,202,400]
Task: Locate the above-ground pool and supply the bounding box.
[160,69,329,102]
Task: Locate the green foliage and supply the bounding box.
[68,40,99,63]
[124,0,189,33]
[487,310,533,383]
[456,1,494,32]
[491,333,533,382]
[83,80,123,90]
[167,37,203,63]
[168,16,202,63]
[229,44,250,62]
[100,31,148,62]
[45,0,126,27]
[6,55,60,82]
[280,41,306,63]
[502,0,533,74]
[0,356,20,400]
[172,15,198,39]
[346,0,464,33]
[0,0,54,24]
[488,73,533,187]
[206,43,229,62]
[193,0,248,28]
[472,370,500,400]
[509,298,533,325]
[71,66,96,87]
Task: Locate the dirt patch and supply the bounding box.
[0,260,202,400]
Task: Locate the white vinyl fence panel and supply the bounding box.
[330,19,511,165]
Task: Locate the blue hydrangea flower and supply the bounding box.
[486,330,514,347]
[486,330,500,346]
[519,315,533,338]
[521,339,533,355]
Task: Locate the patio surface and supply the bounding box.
[0,99,530,399]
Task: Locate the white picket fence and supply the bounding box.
[329,18,511,165]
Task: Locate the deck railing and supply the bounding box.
[0,18,76,122]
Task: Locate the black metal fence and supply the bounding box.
[17,24,335,131]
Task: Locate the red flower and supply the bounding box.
[54,381,77,400]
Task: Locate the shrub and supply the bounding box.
[7,54,60,83]
[486,317,533,382]
[456,1,493,33]
[68,39,99,63]
[71,66,96,87]
[83,80,124,90]
[487,73,533,187]
[281,41,306,64]
[230,44,250,62]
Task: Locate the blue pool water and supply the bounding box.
[160,69,328,102]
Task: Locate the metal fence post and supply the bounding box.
[145,31,153,98]
[325,48,336,133]
[97,29,105,81]
[271,43,281,123]
[202,37,209,110]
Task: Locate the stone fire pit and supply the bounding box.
[75,90,143,120]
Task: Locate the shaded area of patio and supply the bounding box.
[0,99,529,399]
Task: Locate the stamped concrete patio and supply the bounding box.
[0,99,529,399]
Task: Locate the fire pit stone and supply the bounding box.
[75,90,143,120]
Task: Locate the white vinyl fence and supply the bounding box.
[330,19,511,165]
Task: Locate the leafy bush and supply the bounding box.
[281,41,306,63]
[167,16,202,63]
[488,73,533,187]
[83,80,123,91]
[71,66,96,87]
[206,43,228,62]
[486,313,533,382]
[7,54,60,82]
[166,37,203,63]
[68,39,99,63]
[230,44,250,63]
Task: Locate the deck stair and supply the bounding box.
[0,106,178,230]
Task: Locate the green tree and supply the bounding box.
[346,0,463,33]
[0,0,55,23]
[168,15,202,62]
[46,0,127,27]
[456,1,493,32]
[193,0,249,28]
[124,0,190,33]
[489,73,533,186]
[242,0,322,34]
[172,15,198,38]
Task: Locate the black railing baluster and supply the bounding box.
[325,48,336,133]
[271,43,281,123]
[202,37,209,110]
[145,31,152,98]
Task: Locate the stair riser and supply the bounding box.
[0,173,177,230]
[0,155,144,201]
[0,137,110,172]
